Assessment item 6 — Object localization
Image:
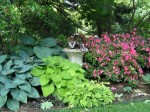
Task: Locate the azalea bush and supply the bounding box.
[84,30,150,86]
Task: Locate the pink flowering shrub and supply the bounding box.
[84,30,150,86]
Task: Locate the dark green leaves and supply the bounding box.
[20,36,35,45]
[39,38,57,47]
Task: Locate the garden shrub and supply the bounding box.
[0,54,40,112]
[84,30,150,86]
[31,56,114,107]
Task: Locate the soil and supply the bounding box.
[1,82,150,112]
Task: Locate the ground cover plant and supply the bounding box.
[84,30,150,86]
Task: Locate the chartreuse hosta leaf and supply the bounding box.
[42,84,54,97]
[31,66,45,76]
[40,75,50,86]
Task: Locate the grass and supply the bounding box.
[41,100,150,112]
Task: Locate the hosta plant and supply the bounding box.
[84,30,150,86]
[0,53,40,112]
[31,56,87,99]
[63,81,114,108]
[15,36,66,59]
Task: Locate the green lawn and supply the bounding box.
[41,100,150,112]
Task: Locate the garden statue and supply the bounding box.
[63,33,88,66]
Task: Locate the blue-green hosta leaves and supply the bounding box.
[0,95,7,108]
[0,65,2,71]
[33,46,52,59]
[30,77,40,86]
[11,88,19,99]
[20,36,35,45]
[0,83,9,96]
[27,87,40,98]
[4,79,17,89]
[17,65,32,73]
[42,84,54,97]
[18,50,29,60]
[31,66,45,76]
[13,77,26,85]
[0,75,7,83]
[19,82,32,93]
[6,99,19,112]
[0,55,7,63]
[16,73,27,80]
[15,90,27,103]
[39,38,57,47]
[1,60,15,75]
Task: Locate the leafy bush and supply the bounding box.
[63,81,114,108]
[31,56,114,108]
[84,30,150,86]
[17,36,66,58]
[143,74,150,84]
[31,56,87,99]
[0,54,40,111]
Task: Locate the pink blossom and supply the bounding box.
[111,87,116,91]
[139,68,143,74]
[83,63,89,69]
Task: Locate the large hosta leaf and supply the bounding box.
[17,65,32,73]
[42,84,54,97]
[33,46,52,59]
[16,90,27,103]
[19,82,31,93]
[7,99,19,112]
[11,88,19,99]
[30,77,40,86]
[39,38,57,47]
[18,50,29,60]
[61,71,72,79]
[0,95,7,108]
[13,77,26,85]
[31,67,45,76]
[4,79,17,89]
[27,87,40,98]
[0,55,7,63]
[16,73,27,80]
[0,75,7,83]
[40,75,50,86]
[51,74,61,83]
[0,83,9,96]
[20,36,35,45]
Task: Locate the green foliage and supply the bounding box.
[143,74,150,84]
[63,81,114,108]
[41,101,53,110]
[18,36,66,59]
[31,56,114,108]
[31,56,87,98]
[0,54,40,111]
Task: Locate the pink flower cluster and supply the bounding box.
[84,30,150,85]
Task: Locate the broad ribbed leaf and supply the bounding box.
[7,99,19,112]
[20,36,35,45]
[4,79,17,89]
[0,83,9,96]
[19,50,29,60]
[40,75,50,86]
[0,55,7,63]
[0,65,2,71]
[30,77,40,86]
[42,84,54,97]
[10,88,19,99]
[39,38,57,47]
[0,95,7,108]
[31,67,45,76]
[17,65,32,73]
[13,77,26,85]
[27,87,40,98]
[33,46,52,59]
[16,73,27,80]
[51,75,61,83]
[61,71,72,79]
[14,60,24,67]
[16,90,27,103]
[19,82,31,93]
[3,60,12,71]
